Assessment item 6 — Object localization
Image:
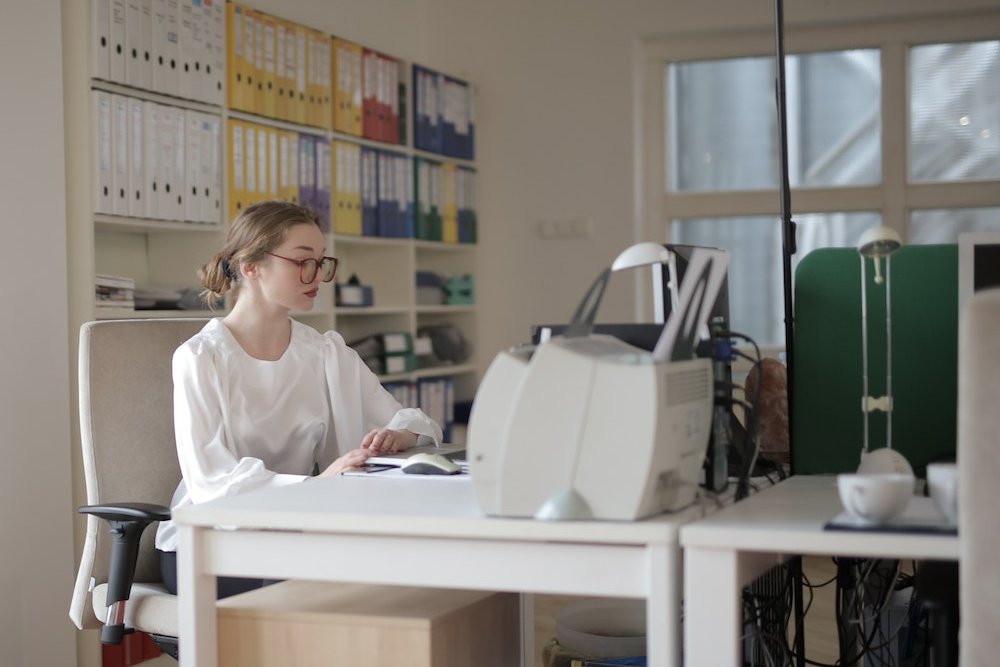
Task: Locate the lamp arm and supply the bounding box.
[886,254,894,449]
[860,255,871,455]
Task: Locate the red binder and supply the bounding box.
[362,48,380,141]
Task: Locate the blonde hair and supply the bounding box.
[201,200,321,303]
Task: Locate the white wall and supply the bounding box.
[0,1,75,666]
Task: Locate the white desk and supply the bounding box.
[175,474,712,667]
[680,475,959,667]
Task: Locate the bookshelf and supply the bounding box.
[66,0,480,416]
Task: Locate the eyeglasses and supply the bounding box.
[265,252,339,284]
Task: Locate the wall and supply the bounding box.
[0,1,75,666]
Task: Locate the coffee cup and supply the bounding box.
[926,463,958,524]
[837,473,914,524]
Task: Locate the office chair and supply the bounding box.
[958,288,1000,667]
[69,318,208,660]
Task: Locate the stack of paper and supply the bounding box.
[95,274,135,310]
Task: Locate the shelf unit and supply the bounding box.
[66,0,479,401]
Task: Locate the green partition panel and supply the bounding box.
[792,245,958,475]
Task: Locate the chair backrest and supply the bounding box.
[70,318,207,629]
[958,288,1000,667]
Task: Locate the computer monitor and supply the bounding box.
[958,231,1000,308]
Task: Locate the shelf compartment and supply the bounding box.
[95,215,224,234]
[94,308,217,321]
[90,79,222,113]
[335,306,411,317]
[333,234,412,249]
[415,305,476,314]
[412,364,477,379]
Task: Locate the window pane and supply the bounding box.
[668,49,880,192]
[909,41,1000,183]
[671,212,879,344]
[910,207,1000,243]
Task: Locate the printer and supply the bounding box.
[467,243,729,520]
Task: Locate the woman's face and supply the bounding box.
[253,222,327,312]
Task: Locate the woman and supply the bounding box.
[155,200,442,596]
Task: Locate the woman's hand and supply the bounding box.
[360,428,417,455]
[317,447,374,477]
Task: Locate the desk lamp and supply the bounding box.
[857,225,914,475]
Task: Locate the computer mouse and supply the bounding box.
[400,452,461,475]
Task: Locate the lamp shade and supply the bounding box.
[858,225,902,257]
[610,242,671,272]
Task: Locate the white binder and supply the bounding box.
[245,125,257,204]
[90,0,111,81]
[256,124,268,202]
[184,109,201,222]
[140,0,154,88]
[110,0,127,83]
[151,0,179,96]
[127,96,146,218]
[205,114,221,223]
[267,127,278,201]
[112,94,130,215]
[205,0,225,106]
[177,0,195,100]
[171,105,186,220]
[157,105,182,220]
[124,0,144,89]
[91,90,114,214]
[143,101,160,219]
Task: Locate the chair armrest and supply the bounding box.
[78,502,171,644]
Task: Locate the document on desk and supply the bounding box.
[824,496,957,535]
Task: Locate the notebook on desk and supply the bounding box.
[366,443,467,467]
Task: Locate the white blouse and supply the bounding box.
[155,318,442,551]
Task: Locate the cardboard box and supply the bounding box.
[217,581,519,667]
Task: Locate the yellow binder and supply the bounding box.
[305,28,326,128]
[332,38,363,136]
[251,10,264,117]
[266,126,279,202]
[332,140,359,235]
[273,18,290,122]
[240,7,257,113]
[441,162,458,243]
[292,24,308,126]
[317,33,333,131]
[244,121,259,207]
[260,13,277,120]
[225,2,240,110]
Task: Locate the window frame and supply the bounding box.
[637,10,1000,259]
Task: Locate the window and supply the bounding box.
[910,207,1000,243]
[670,50,880,192]
[642,16,1000,345]
[909,41,1000,183]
